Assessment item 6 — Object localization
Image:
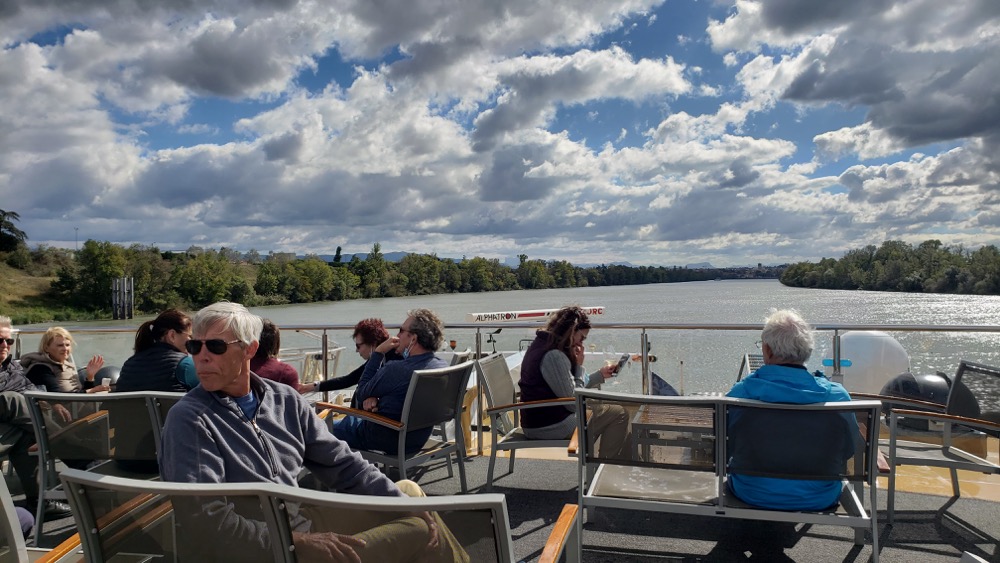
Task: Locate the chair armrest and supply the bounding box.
[49,410,109,442]
[853,392,945,412]
[316,402,404,430]
[538,504,579,563]
[892,409,1000,433]
[567,428,579,456]
[486,397,574,416]
[35,533,82,562]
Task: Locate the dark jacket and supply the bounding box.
[316,350,402,409]
[0,356,35,393]
[116,342,190,393]
[518,331,569,428]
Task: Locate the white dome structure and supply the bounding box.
[826,331,910,394]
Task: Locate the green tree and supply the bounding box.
[59,240,128,309]
[0,209,28,252]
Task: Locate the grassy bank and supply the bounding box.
[0,263,101,324]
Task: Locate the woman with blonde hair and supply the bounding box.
[20,327,107,393]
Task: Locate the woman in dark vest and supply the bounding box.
[115,309,197,392]
[517,305,630,458]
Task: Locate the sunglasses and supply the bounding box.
[185,339,241,355]
[0,338,14,346]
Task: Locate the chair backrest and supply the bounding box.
[476,353,518,432]
[0,477,27,563]
[60,468,515,563]
[268,480,513,562]
[450,348,473,366]
[401,360,476,432]
[948,361,1000,431]
[575,389,721,472]
[725,399,871,482]
[24,391,162,470]
[59,468,286,563]
[145,391,186,455]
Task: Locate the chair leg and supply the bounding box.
[887,464,896,526]
[487,448,498,492]
[949,467,961,498]
[508,450,516,474]
[456,449,467,493]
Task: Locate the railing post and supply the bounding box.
[831,329,843,385]
[321,330,329,402]
[640,330,649,395]
[475,328,484,456]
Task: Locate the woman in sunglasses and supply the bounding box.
[115,309,198,393]
[297,318,401,408]
[21,327,108,393]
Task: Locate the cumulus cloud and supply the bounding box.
[0,0,998,267]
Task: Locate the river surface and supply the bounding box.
[18,279,1000,395]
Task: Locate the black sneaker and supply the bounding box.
[25,499,73,520]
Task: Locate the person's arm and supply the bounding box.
[539,351,579,413]
[26,365,58,392]
[354,354,389,403]
[281,363,300,388]
[310,363,365,393]
[176,355,199,389]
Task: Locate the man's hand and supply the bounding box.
[362,397,379,412]
[417,511,440,552]
[52,404,72,423]
[292,531,366,563]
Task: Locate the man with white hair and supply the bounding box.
[0,316,72,521]
[726,309,857,511]
[160,302,467,562]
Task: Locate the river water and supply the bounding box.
[18,279,1000,395]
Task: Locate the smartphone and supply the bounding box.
[613,353,630,374]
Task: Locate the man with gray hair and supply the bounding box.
[333,308,448,454]
[725,309,856,511]
[0,316,72,521]
[160,302,466,562]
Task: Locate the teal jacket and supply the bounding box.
[726,363,856,510]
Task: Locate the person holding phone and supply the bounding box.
[517,305,630,458]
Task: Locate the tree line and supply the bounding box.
[0,208,782,320]
[780,239,1000,294]
[47,242,744,314]
[4,242,777,318]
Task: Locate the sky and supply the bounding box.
[0,0,998,267]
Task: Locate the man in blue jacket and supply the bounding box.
[333,308,447,454]
[726,309,858,511]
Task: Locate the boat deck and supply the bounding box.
[15,439,1000,561]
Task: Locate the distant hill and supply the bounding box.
[685,262,715,269]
